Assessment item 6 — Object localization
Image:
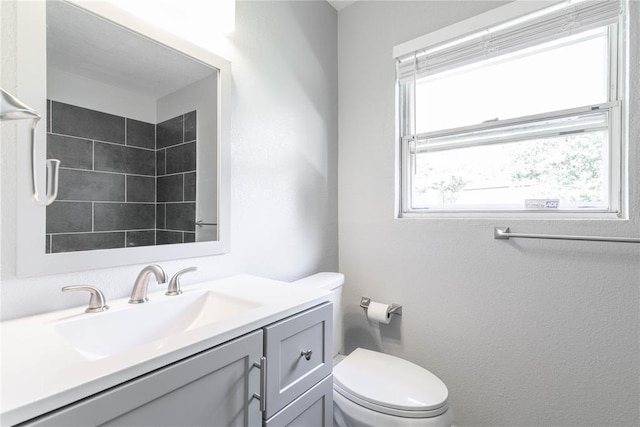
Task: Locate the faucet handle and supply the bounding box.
[62,285,109,313]
[166,267,198,296]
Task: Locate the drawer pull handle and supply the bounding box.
[300,349,313,361]
[252,357,267,412]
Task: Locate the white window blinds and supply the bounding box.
[396,0,621,83]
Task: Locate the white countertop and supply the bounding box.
[0,275,330,426]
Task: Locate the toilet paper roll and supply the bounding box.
[367,301,392,324]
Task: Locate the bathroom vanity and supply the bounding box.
[0,275,333,426]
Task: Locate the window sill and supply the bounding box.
[397,210,625,221]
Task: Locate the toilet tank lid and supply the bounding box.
[333,348,449,412]
[293,272,344,290]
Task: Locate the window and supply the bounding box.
[396,0,626,216]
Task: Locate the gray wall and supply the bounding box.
[338,1,640,426]
[0,1,338,319]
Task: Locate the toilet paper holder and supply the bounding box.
[360,297,402,316]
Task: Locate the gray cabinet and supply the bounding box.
[263,303,333,426]
[20,303,333,427]
[264,376,333,427]
[25,331,263,427]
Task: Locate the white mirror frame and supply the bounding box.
[15,1,231,277]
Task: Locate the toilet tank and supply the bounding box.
[293,272,344,357]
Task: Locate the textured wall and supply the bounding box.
[0,1,338,319]
[337,1,640,426]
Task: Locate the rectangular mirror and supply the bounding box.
[15,0,230,276]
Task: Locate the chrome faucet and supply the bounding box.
[129,264,167,304]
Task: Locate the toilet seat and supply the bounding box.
[333,348,449,418]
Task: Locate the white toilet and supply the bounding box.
[294,273,452,427]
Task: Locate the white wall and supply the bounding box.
[157,74,216,124]
[0,1,338,320]
[48,68,157,123]
[338,1,640,426]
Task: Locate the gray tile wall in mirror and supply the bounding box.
[46,100,197,253]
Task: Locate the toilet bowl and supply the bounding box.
[294,273,452,427]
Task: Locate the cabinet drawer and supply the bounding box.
[264,375,333,427]
[264,302,332,418]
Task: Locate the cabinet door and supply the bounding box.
[264,375,333,427]
[263,303,332,418]
[25,331,263,427]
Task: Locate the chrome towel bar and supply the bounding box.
[195,220,217,227]
[494,227,640,244]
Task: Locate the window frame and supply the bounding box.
[395,1,627,219]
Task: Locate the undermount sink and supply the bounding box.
[54,290,261,360]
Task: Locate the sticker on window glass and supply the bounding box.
[525,199,560,209]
